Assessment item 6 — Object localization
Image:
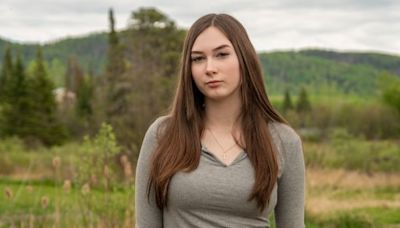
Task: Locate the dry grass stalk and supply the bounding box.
[41,196,49,209]
[63,179,71,193]
[307,168,400,189]
[52,156,61,169]
[81,183,91,195]
[5,187,13,200]
[29,213,34,228]
[103,165,110,179]
[26,185,33,193]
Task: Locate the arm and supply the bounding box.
[135,118,164,228]
[274,132,305,228]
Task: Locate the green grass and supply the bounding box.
[0,178,134,227]
[304,137,400,172]
[269,93,378,108]
[1,123,399,227]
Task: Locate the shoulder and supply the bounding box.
[138,115,170,163]
[268,121,301,147]
[146,115,170,138]
[268,121,303,176]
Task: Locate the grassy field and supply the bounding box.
[0,177,134,227]
[1,130,400,227]
[2,167,399,227]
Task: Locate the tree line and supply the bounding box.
[1,7,399,157]
[0,7,185,159]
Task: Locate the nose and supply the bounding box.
[205,58,217,76]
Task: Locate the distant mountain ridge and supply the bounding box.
[1,33,400,96]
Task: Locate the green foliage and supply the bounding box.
[282,89,293,112]
[296,87,312,113]
[26,48,68,146]
[76,123,120,187]
[94,7,185,156]
[106,8,125,76]
[304,129,400,172]
[1,33,107,78]
[260,51,399,96]
[0,46,13,103]
[300,49,400,75]
[129,7,175,30]
[379,73,400,113]
[0,137,27,174]
[101,7,129,141]
[76,74,93,119]
[0,53,32,137]
[285,97,400,140]
[74,123,132,227]
[305,212,373,228]
[0,178,135,227]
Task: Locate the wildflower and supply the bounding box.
[52,156,61,169]
[63,180,71,193]
[41,196,49,209]
[81,183,90,195]
[5,187,13,199]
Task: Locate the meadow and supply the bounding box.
[1,127,399,227]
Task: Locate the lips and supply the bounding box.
[206,80,222,88]
[206,80,222,85]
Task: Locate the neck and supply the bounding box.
[204,96,242,131]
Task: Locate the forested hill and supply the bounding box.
[0,32,107,76]
[1,33,400,96]
[299,49,400,75]
[259,51,400,95]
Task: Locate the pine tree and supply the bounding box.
[282,89,293,112]
[1,53,32,137]
[76,74,93,119]
[106,8,125,76]
[0,46,13,103]
[29,47,67,145]
[296,87,312,113]
[101,8,131,142]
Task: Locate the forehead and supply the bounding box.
[191,26,233,52]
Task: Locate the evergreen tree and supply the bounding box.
[1,53,32,137]
[98,7,132,147]
[28,47,67,145]
[103,7,128,120]
[296,87,312,113]
[122,7,184,154]
[282,89,293,112]
[76,74,93,119]
[0,46,13,103]
[106,8,125,76]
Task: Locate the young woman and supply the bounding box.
[135,13,305,228]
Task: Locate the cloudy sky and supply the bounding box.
[1,0,399,55]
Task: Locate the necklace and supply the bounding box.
[206,128,237,162]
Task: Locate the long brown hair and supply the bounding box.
[148,13,287,211]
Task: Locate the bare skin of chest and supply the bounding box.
[201,128,244,166]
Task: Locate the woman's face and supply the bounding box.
[190,26,241,102]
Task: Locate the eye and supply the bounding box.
[216,52,230,58]
[191,56,205,62]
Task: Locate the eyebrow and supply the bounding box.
[191,44,231,54]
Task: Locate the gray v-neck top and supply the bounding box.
[135,116,305,228]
